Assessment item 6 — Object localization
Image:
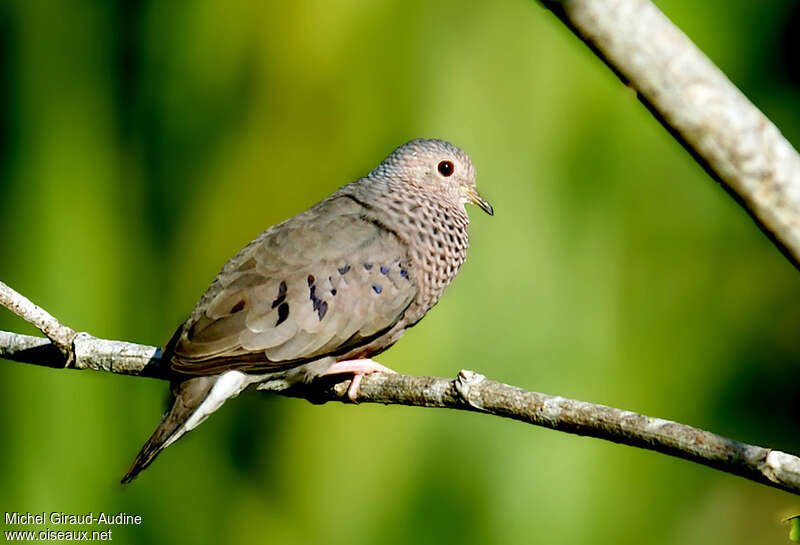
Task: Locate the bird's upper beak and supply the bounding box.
[462,186,494,216]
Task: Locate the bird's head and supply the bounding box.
[369,138,493,216]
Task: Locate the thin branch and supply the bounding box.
[541,0,800,269]
[0,281,77,358]
[1,283,799,495]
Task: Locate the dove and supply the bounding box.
[122,138,493,483]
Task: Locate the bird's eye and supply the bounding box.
[437,160,454,177]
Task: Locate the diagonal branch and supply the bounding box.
[1,281,799,496]
[541,0,800,269]
[0,281,77,357]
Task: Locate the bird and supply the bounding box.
[121,138,493,483]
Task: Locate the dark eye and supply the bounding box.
[437,160,454,177]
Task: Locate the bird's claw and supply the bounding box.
[320,359,397,402]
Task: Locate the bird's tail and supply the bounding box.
[121,376,217,484]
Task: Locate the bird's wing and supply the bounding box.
[170,195,417,374]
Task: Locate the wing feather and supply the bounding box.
[170,195,416,374]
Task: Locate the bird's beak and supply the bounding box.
[462,186,494,216]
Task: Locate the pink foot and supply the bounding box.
[321,359,397,402]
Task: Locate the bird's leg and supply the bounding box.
[320,359,397,402]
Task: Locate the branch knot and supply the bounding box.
[69,331,93,369]
[454,369,488,411]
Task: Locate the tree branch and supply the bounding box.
[1,282,799,496]
[541,0,800,270]
[0,281,77,358]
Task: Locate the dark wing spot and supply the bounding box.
[380,266,388,274]
[317,301,328,320]
[307,275,315,286]
[400,268,408,278]
[272,281,288,308]
[309,285,321,310]
[276,303,290,326]
[338,265,350,274]
[230,300,245,314]
[372,284,382,294]
[331,289,337,296]
[272,282,287,309]
[364,262,373,270]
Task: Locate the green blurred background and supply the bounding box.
[1,0,799,543]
